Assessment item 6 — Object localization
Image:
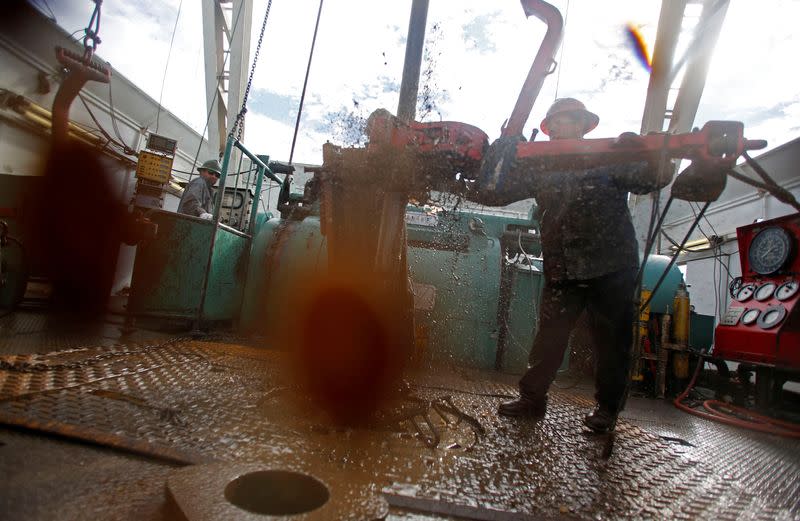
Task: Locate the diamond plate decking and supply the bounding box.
[0,331,797,520]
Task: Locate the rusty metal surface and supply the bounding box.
[0,339,798,520]
[0,311,172,355]
[0,428,179,521]
[168,462,388,521]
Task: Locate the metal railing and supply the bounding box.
[195,135,282,329]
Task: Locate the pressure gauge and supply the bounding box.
[757,305,787,329]
[740,308,760,325]
[748,226,793,275]
[754,282,777,301]
[734,283,755,302]
[776,280,799,301]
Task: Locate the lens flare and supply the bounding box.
[625,23,652,72]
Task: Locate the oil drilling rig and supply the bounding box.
[0,0,798,519]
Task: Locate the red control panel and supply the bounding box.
[714,213,800,369]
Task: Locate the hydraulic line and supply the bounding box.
[674,356,800,439]
[729,153,800,212]
[639,201,709,313]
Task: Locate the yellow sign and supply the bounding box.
[136,150,173,184]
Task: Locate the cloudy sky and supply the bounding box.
[37,0,800,165]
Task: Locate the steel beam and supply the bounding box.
[631,0,729,255]
[201,0,253,157]
[668,0,729,134]
[228,0,253,139]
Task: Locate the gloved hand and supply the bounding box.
[200,212,213,220]
[612,131,645,147]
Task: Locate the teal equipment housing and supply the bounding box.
[126,134,685,372]
[127,136,283,324]
[404,207,544,372]
[239,215,329,337]
[238,204,685,374]
[239,203,546,374]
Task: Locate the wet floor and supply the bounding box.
[0,317,798,520]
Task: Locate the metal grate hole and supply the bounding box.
[224,470,329,516]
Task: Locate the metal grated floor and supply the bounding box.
[0,310,174,355]
[0,335,798,520]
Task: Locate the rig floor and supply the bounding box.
[0,311,798,520]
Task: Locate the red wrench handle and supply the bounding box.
[513,121,766,170]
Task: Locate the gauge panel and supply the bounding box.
[776,280,799,301]
[734,283,755,302]
[748,226,793,275]
[757,305,787,329]
[720,306,745,326]
[754,282,776,301]
[740,308,760,326]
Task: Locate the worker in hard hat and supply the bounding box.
[498,98,669,433]
[177,159,221,220]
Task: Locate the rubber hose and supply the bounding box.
[674,356,800,439]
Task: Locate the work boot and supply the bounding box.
[584,406,617,433]
[498,395,547,419]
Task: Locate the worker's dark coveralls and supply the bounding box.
[519,161,666,412]
[177,176,214,217]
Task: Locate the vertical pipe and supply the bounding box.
[249,164,265,235]
[233,152,245,228]
[371,0,430,356]
[396,0,429,122]
[375,0,430,274]
[245,159,254,231]
[195,134,234,329]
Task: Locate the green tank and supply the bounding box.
[239,216,328,335]
[239,206,545,374]
[640,254,685,313]
[239,206,682,372]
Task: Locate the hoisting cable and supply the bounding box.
[229,0,275,142]
[288,0,325,165]
[639,202,709,313]
[72,1,136,156]
[77,93,136,156]
[155,0,184,134]
[675,356,800,439]
[633,133,675,299]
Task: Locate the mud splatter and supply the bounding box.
[417,22,449,122]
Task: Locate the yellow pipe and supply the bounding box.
[19,108,135,168]
[23,109,102,142]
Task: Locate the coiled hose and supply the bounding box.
[674,356,800,439]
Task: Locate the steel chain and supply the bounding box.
[82,0,103,63]
[231,0,274,141]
